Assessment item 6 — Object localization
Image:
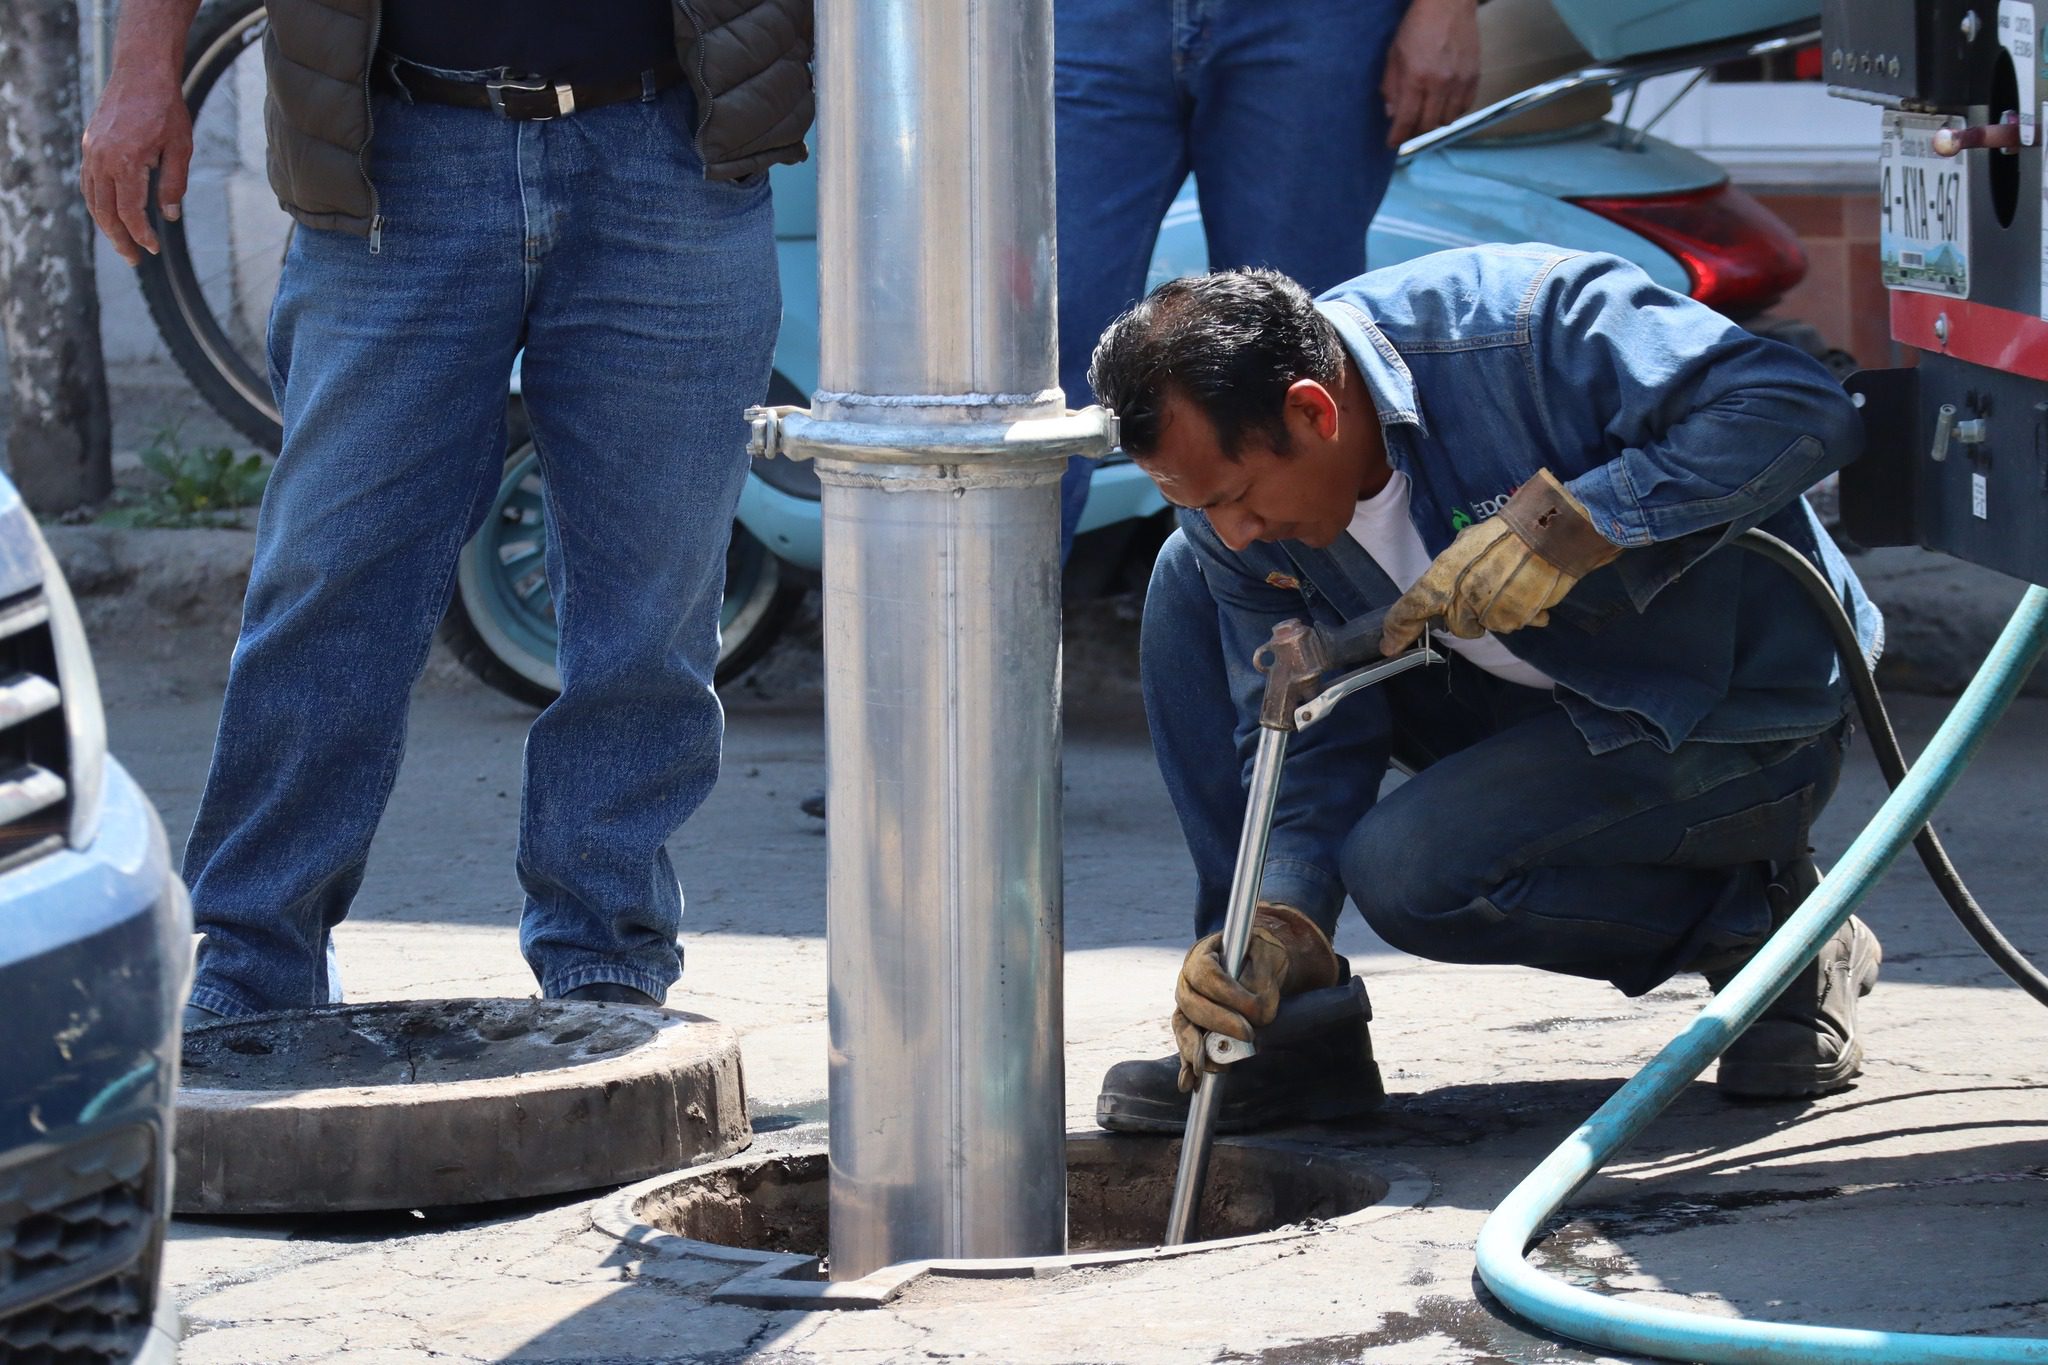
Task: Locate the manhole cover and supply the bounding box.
[595,1132,1428,1308]
[180,997,662,1089]
[177,999,748,1215]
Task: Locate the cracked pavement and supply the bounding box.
[104,631,2048,1364]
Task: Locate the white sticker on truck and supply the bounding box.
[2001,1,2037,145]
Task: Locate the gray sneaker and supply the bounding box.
[1711,861,1882,1099]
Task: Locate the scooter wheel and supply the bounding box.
[438,443,806,707]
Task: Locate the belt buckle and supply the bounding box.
[486,75,571,120]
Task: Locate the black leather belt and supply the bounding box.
[379,56,685,121]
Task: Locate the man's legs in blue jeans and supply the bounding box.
[181,93,527,1015]
[182,88,775,1015]
[1186,0,1403,286]
[1054,0,1407,551]
[511,91,778,998]
[1332,695,1870,1098]
[1339,710,1848,997]
[1053,0,1190,552]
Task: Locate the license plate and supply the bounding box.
[1880,111,1971,298]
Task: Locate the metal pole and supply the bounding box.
[787,0,1110,1281]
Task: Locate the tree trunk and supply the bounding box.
[0,2,113,513]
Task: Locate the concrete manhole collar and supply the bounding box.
[176,998,749,1215]
[594,1132,1429,1308]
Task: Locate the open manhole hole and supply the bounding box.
[178,999,748,1215]
[596,1132,1426,1308]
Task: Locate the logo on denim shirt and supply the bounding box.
[1264,571,1301,591]
[1448,485,1518,533]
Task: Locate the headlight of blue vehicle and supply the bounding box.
[34,522,106,851]
[0,501,111,863]
[0,476,183,1363]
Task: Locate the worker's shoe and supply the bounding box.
[560,982,663,1008]
[181,1002,222,1031]
[1095,1017,1384,1134]
[1709,859,1882,1099]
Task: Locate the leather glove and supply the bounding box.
[1173,903,1341,1092]
[1381,467,1620,655]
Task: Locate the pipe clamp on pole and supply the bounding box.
[744,403,1119,466]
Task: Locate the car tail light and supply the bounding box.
[1571,183,1809,318]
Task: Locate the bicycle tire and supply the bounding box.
[133,0,283,451]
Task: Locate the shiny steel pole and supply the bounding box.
[789,0,1106,1282]
[1163,725,1291,1245]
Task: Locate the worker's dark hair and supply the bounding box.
[1086,268,1344,460]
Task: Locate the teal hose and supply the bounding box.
[1474,584,2048,1365]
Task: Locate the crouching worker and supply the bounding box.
[1088,247,1884,1133]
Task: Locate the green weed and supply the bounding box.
[103,427,270,528]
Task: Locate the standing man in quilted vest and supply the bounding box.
[82,0,814,1021]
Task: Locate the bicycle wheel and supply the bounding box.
[134,0,286,450]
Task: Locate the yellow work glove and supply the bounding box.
[1172,903,1341,1092]
[1381,467,1621,655]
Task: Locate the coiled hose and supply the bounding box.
[1472,533,2048,1364]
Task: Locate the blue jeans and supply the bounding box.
[182,83,779,1016]
[1142,522,1850,997]
[1053,0,1409,550]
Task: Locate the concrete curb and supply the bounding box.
[44,523,489,702]
[47,523,254,635]
[47,524,2043,702]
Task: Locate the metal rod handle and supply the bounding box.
[1293,643,1444,731]
[1164,725,1291,1246]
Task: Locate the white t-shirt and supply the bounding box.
[1347,471,1558,691]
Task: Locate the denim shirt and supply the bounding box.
[1286,245,1881,755]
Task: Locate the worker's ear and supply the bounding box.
[1283,379,1341,443]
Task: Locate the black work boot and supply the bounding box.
[1095,1014,1385,1134]
[1710,858,1882,1099]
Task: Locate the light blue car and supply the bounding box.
[0,478,186,1363]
